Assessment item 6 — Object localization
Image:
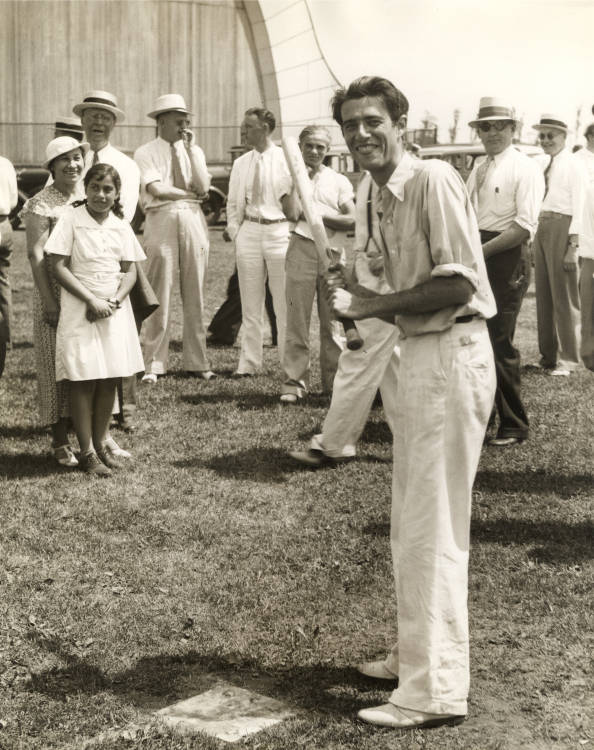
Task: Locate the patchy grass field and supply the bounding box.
[1,228,592,750]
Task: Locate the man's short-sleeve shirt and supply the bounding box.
[378,152,496,338]
[294,165,354,241]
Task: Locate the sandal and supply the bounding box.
[53,444,79,468]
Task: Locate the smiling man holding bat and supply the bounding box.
[328,76,497,730]
[279,126,355,404]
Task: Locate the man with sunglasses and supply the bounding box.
[532,114,588,375]
[467,98,544,446]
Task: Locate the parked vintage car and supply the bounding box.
[9,166,50,229]
[419,142,543,180]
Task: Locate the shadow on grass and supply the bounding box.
[180,392,332,411]
[475,469,592,498]
[24,639,378,718]
[362,517,593,563]
[0,451,64,479]
[0,423,47,438]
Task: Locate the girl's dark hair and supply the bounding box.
[331,76,409,127]
[73,163,125,219]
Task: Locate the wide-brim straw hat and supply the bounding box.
[532,114,569,133]
[73,90,125,123]
[468,97,518,128]
[147,93,192,120]
[44,136,90,167]
[54,116,84,138]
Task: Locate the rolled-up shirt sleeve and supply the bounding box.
[425,162,481,291]
[514,160,545,238]
[134,148,162,189]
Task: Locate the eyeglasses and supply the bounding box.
[477,121,511,133]
[538,131,559,141]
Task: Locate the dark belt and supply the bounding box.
[455,314,478,324]
[0,215,9,222]
[244,215,287,225]
[539,210,571,219]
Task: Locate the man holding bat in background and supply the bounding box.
[280,125,355,404]
[135,94,214,382]
[328,76,496,729]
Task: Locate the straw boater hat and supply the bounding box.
[44,136,90,167]
[468,97,518,128]
[54,116,84,139]
[147,94,192,120]
[532,114,569,134]
[72,90,125,123]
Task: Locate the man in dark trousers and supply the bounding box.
[467,97,544,445]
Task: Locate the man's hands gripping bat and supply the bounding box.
[282,137,363,351]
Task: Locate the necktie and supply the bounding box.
[475,156,494,195]
[543,154,554,197]
[91,150,100,166]
[171,143,187,190]
[250,155,264,209]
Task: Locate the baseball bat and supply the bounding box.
[282,137,363,351]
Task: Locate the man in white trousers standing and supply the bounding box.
[289,169,399,466]
[135,94,214,382]
[225,108,292,376]
[328,76,496,730]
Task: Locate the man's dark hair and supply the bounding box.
[331,76,409,126]
[245,107,276,134]
[584,122,594,139]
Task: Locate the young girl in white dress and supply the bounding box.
[45,163,146,476]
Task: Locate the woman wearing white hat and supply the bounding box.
[21,137,88,465]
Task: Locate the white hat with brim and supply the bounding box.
[44,136,90,168]
[147,94,192,120]
[73,90,125,123]
[468,97,518,128]
[532,114,569,133]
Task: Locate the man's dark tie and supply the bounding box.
[91,150,99,166]
[171,144,187,191]
[543,154,554,197]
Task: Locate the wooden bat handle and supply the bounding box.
[342,318,363,350]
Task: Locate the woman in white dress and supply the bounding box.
[45,163,145,477]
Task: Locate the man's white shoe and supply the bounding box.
[550,367,571,376]
[357,703,465,729]
[356,660,398,680]
[141,373,158,384]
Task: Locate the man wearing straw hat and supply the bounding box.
[73,91,140,223]
[467,97,544,445]
[134,94,214,382]
[531,113,588,375]
[53,116,84,142]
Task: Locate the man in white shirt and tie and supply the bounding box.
[0,153,17,377]
[225,108,293,376]
[532,114,588,375]
[574,122,594,371]
[134,94,214,382]
[466,98,544,445]
[73,90,142,431]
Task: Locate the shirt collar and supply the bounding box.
[491,144,515,165]
[74,203,120,228]
[382,151,416,202]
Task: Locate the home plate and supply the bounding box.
[156,680,296,742]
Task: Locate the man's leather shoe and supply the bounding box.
[186,370,217,381]
[488,436,525,447]
[356,660,398,681]
[357,703,465,729]
[289,448,352,468]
